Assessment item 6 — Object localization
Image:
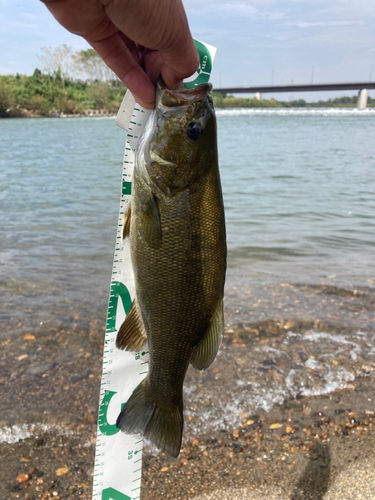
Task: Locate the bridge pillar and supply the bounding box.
[255,92,262,101]
[357,88,368,109]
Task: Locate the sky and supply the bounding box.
[1,0,374,101]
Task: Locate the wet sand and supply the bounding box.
[1,282,375,499]
[2,373,374,499]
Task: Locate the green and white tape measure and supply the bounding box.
[92,40,216,500]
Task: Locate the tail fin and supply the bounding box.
[116,379,183,458]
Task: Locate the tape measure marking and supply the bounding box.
[92,105,152,500]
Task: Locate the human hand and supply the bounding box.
[41,0,199,108]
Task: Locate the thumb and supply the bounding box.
[157,36,199,90]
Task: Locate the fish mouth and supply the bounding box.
[157,78,212,108]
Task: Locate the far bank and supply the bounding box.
[2,71,375,119]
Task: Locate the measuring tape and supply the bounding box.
[92,40,216,500]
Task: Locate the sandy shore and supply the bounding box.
[1,317,374,499]
[1,383,374,499]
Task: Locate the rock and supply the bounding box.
[269,423,282,429]
[55,467,69,476]
[26,361,56,376]
[16,473,30,482]
[23,334,35,340]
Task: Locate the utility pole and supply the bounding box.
[311,65,315,85]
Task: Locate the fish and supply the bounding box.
[115,78,226,457]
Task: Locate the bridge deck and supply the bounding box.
[213,83,375,94]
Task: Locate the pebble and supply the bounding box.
[55,467,69,476]
[26,361,56,376]
[23,334,35,340]
[16,473,29,483]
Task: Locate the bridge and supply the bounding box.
[213,82,375,108]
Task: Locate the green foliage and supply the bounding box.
[286,99,308,107]
[211,91,226,107]
[213,93,375,109]
[0,79,17,117]
[285,95,375,108]
[212,91,285,108]
[1,44,374,117]
[0,45,126,117]
[87,81,111,109]
[0,69,126,117]
[27,95,51,115]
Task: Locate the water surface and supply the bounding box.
[1,110,375,438]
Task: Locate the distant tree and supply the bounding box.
[291,99,307,107]
[0,79,16,117]
[74,49,117,83]
[26,95,51,115]
[87,81,111,108]
[37,45,75,87]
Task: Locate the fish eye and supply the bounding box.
[186,122,201,140]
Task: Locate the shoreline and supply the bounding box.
[1,374,374,499]
[0,110,117,119]
[1,105,374,120]
[1,314,374,499]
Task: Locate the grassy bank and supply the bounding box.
[0,70,126,118]
[212,92,284,108]
[212,92,375,109]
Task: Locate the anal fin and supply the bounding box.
[190,298,224,371]
[116,300,147,351]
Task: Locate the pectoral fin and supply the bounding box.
[122,203,131,239]
[190,298,224,371]
[116,300,147,351]
[139,191,162,249]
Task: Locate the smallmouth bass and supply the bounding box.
[116,79,226,457]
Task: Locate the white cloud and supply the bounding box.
[184,0,283,19]
[286,20,358,28]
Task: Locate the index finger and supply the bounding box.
[89,32,157,108]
